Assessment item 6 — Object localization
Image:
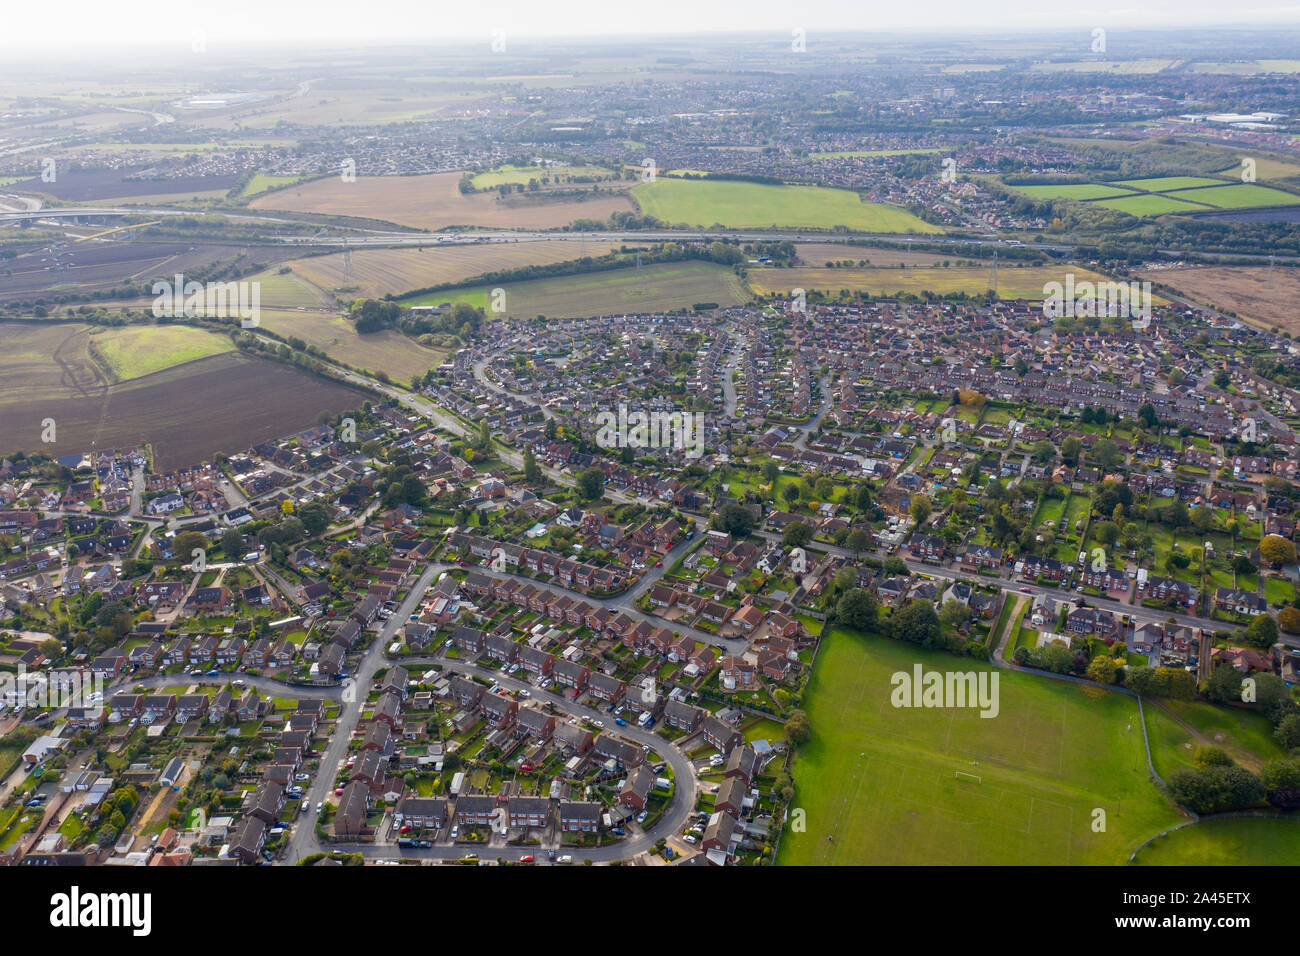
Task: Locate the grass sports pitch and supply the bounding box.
[776,630,1182,865]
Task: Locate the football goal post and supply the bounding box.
[955,771,982,783]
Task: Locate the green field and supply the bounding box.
[1111,176,1228,192]
[1164,183,1300,209]
[401,261,751,318]
[632,178,942,233]
[89,325,235,383]
[240,173,309,198]
[1011,183,1137,201]
[1146,697,1286,774]
[1133,817,1300,865]
[777,631,1181,865]
[469,164,616,189]
[1094,194,1212,216]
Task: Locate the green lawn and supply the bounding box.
[1150,698,1286,772]
[240,173,309,198]
[777,630,1181,865]
[1011,183,1137,201]
[1163,183,1300,209]
[1094,194,1212,216]
[89,325,235,383]
[1133,817,1300,865]
[1110,175,1228,192]
[632,178,941,233]
[469,164,614,189]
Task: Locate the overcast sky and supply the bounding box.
[3,0,1300,53]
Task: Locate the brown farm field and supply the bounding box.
[256,308,448,382]
[286,240,622,298]
[1141,265,1300,332]
[0,323,368,470]
[249,171,636,230]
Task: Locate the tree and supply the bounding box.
[1260,534,1297,567]
[1060,435,1082,466]
[1191,505,1214,533]
[1085,653,1120,684]
[174,530,208,564]
[1206,663,1247,703]
[890,599,942,649]
[1039,640,1074,674]
[1091,438,1121,470]
[576,467,605,501]
[814,477,835,500]
[1123,664,1156,695]
[1276,713,1300,751]
[782,522,813,548]
[855,483,873,511]
[938,599,969,629]
[1243,613,1279,649]
[1030,440,1055,464]
[1278,606,1300,634]
[836,588,879,632]
[1092,520,1119,548]
[523,447,541,485]
[909,495,933,525]
[221,528,246,560]
[782,483,801,506]
[846,528,871,556]
[298,501,330,536]
[762,461,781,486]
[1167,765,1264,814]
[713,503,755,538]
[1260,758,1300,811]
[786,710,812,746]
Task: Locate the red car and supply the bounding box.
[519,855,534,864]
[520,762,534,772]
[334,787,344,796]
[400,825,413,835]
[655,560,663,567]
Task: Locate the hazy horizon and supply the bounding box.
[4,1,1300,56]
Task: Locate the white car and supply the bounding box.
[593,719,604,728]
